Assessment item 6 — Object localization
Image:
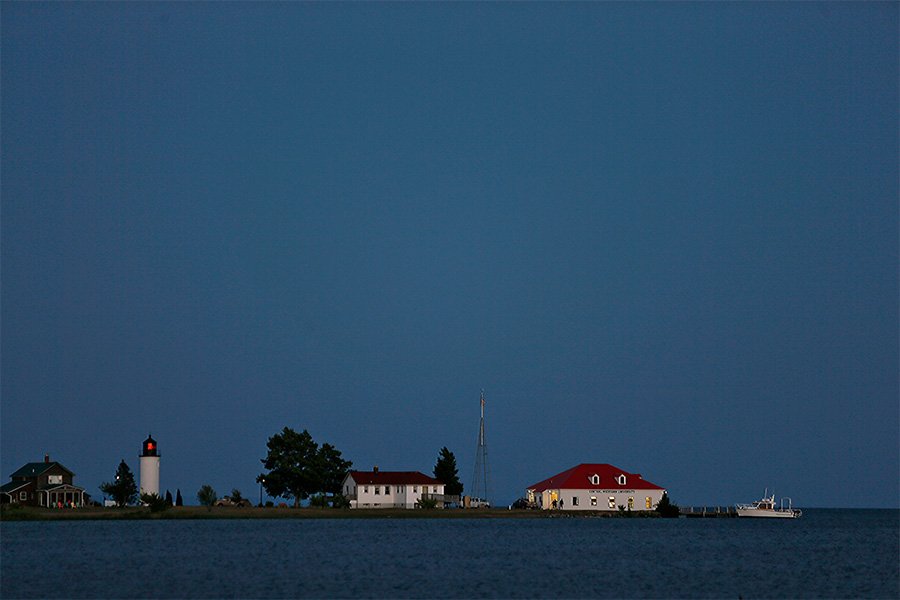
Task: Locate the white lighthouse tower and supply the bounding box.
[139,434,160,497]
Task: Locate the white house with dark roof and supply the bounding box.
[342,468,445,508]
[526,463,666,511]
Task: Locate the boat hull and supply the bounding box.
[735,508,800,518]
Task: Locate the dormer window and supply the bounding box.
[589,474,600,486]
[616,474,627,485]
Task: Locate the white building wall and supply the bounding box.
[342,475,445,509]
[534,488,665,511]
[139,456,160,496]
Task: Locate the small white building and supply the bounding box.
[342,469,445,509]
[526,463,666,512]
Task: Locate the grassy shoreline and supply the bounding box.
[0,505,658,521]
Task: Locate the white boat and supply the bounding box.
[735,491,801,518]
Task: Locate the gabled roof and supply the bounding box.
[1,480,30,494]
[346,471,443,486]
[9,462,73,479]
[40,483,86,492]
[527,463,664,492]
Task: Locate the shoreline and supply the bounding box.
[0,505,662,521]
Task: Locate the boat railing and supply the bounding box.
[780,497,802,517]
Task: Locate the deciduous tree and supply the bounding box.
[258,427,321,507]
[258,428,353,507]
[197,484,217,510]
[317,442,352,503]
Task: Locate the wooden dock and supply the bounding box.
[679,506,738,518]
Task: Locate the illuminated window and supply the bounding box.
[608,496,616,509]
[646,497,652,509]
[590,496,597,507]
[627,497,634,510]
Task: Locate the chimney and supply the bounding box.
[373,466,379,473]
[44,454,50,463]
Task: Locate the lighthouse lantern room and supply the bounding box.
[139,434,160,497]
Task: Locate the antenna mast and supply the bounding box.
[471,390,490,505]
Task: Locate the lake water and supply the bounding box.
[2,510,897,598]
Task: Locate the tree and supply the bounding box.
[141,492,169,513]
[165,490,173,506]
[230,489,244,503]
[317,442,352,504]
[433,447,463,496]
[655,492,680,518]
[197,484,218,510]
[99,460,138,507]
[258,427,353,507]
[175,489,183,506]
[258,427,321,507]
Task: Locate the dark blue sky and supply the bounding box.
[3,3,897,508]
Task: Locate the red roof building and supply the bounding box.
[342,468,446,509]
[526,463,666,511]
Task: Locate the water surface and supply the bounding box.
[2,509,897,598]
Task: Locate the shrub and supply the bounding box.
[140,493,169,513]
[197,485,218,510]
[655,492,680,518]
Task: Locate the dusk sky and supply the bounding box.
[2,3,897,508]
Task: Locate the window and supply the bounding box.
[572,497,579,506]
[616,474,627,485]
[608,496,616,509]
[384,486,390,495]
[627,497,634,510]
[590,496,597,507]
[589,474,600,486]
[646,497,652,509]
[364,486,368,494]
[413,486,417,493]
[374,487,380,495]
[19,491,27,501]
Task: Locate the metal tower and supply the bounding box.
[471,390,490,504]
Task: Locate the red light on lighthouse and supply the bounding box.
[141,435,158,457]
